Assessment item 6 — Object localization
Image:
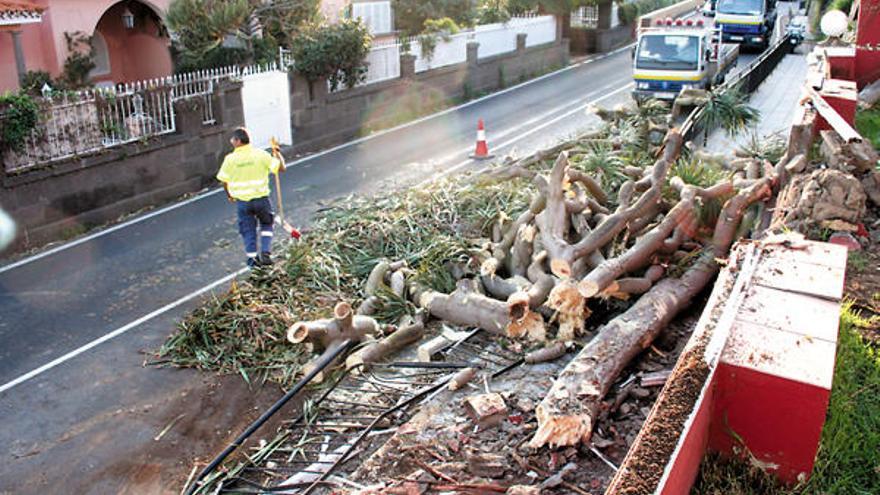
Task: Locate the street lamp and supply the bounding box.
[820,10,848,39]
[122,7,135,29]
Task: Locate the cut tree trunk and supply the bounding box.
[529,178,772,448]
[345,314,426,369]
[288,302,378,350]
[416,280,546,341]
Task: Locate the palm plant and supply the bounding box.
[697,88,760,145]
[736,130,786,163]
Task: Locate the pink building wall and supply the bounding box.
[1,0,172,92]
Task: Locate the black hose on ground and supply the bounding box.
[184,339,355,495]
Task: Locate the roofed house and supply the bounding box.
[0,0,174,93]
[0,0,395,94]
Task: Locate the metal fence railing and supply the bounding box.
[681,34,791,143]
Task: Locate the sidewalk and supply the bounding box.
[705,49,809,154]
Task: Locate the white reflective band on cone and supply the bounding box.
[477,130,486,140]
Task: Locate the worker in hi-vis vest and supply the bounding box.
[216,128,286,268]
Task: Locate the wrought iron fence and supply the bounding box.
[1,62,288,173]
[3,83,179,173]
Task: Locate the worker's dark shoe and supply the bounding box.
[257,252,274,266]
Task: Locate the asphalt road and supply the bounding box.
[0,46,638,494]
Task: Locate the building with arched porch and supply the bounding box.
[0,0,173,92]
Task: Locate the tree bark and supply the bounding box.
[345,315,426,370]
[416,280,546,341]
[288,302,378,350]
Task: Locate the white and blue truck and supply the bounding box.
[715,0,777,49]
[632,19,739,101]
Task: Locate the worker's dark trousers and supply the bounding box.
[236,196,274,266]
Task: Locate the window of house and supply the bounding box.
[352,1,393,35]
[90,31,111,78]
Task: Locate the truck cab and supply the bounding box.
[632,21,738,101]
[716,0,777,48]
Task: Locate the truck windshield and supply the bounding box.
[636,35,699,70]
[717,0,763,16]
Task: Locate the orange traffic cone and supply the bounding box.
[470,119,494,160]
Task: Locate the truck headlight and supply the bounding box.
[637,81,650,89]
[753,36,763,43]
[680,83,695,90]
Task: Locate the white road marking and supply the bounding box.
[0,45,633,275]
[0,268,248,394]
[423,83,636,184]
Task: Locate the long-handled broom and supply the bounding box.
[270,137,301,240]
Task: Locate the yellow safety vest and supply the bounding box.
[216,144,282,201]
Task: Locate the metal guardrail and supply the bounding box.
[681,34,792,143]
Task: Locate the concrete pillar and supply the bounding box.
[467,41,480,66]
[597,0,613,30]
[516,33,527,52]
[400,53,416,79]
[10,31,26,85]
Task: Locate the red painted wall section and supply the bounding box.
[707,241,846,485]
[710,363,833,484]
[92,2,171,84]
[855,0,880,88]
[815,78,858,133]
[826,47,856,81]
[658,374,716,495]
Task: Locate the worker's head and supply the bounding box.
[230,127,250,148]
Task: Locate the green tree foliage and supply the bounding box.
[256,0,320,47]
[697,88,760,145]
[415,17,461,59]
[503,0,597,15]
[477,0,513,23]
[167,0,253,69]
[290,18,371,91]
[167,0,318,71]
[393,0,475,35]
[0,93,40,153]
[618,0,680,25]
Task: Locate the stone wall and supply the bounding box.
[0,82,243,252]
[289,35,570,153]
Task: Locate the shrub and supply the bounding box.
[477,1,513,24]
[416,17,461,60]
[290,18,371,91]
[20,71,53,97]
[0,93,41,153]
[393,0,475,36]
[57,32,96,90]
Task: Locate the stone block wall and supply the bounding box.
[289,36,570,153]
